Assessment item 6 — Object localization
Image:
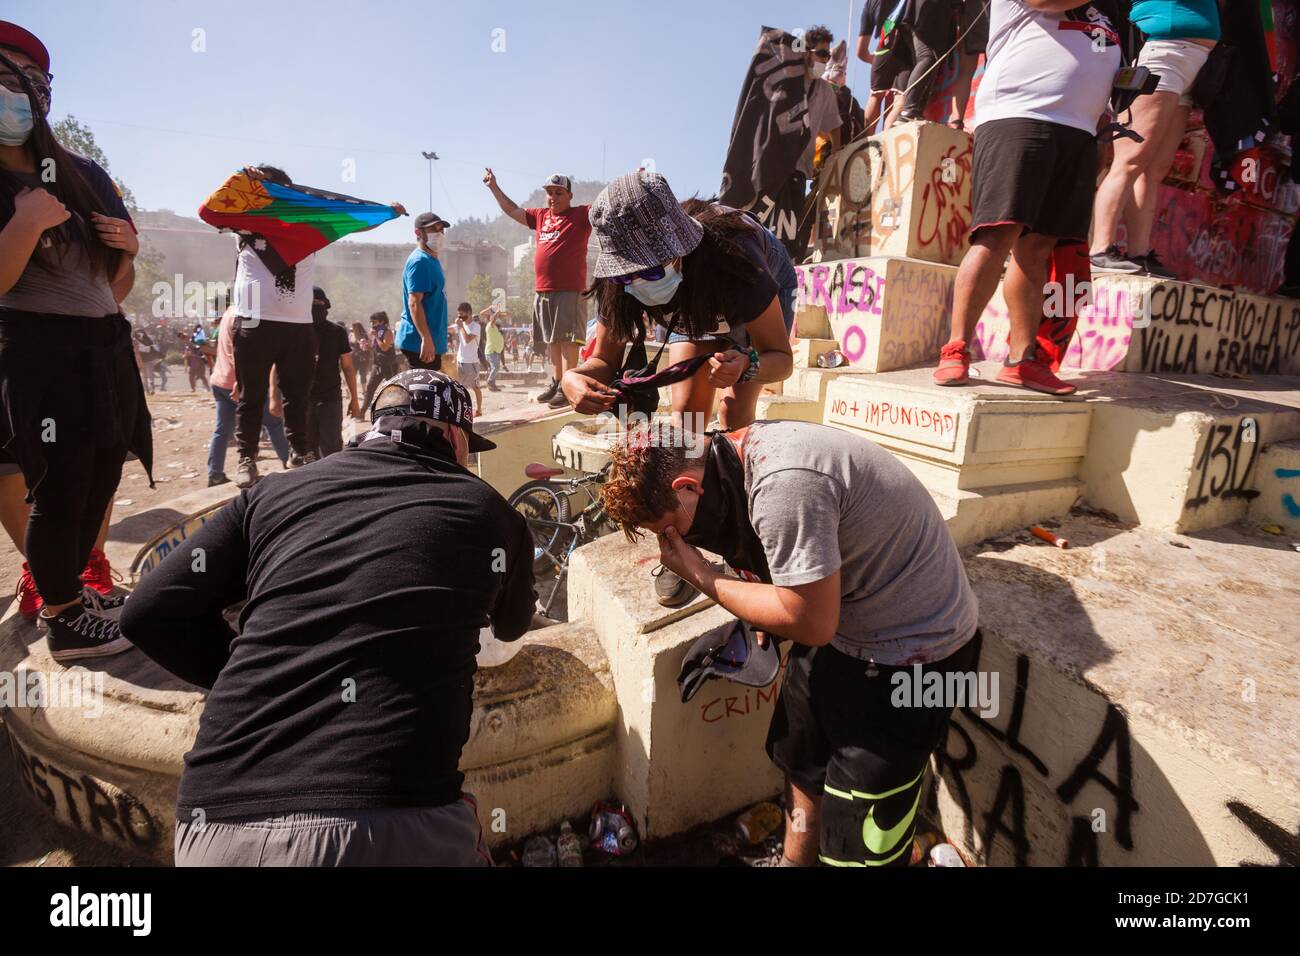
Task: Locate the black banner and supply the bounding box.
[718,26,812,261]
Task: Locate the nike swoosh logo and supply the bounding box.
[861,784,921,856]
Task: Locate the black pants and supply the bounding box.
[0,313,144,606]
[898,0,955,120]
[307,396,344,457]
[232,318,316,460]
[362,358,398,413]
[400,349,442,371]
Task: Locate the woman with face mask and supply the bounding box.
[563,170,794,606]
[0,21,153,661]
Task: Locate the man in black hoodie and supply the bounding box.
[120,369,536,866]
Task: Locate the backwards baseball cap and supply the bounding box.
[676,619,781,702]
[591,170,704,279]
[414,211,450,230]
[369,368,496,452]
[543,173,572,193]
[312,285,330,308]
[0,21,50,74]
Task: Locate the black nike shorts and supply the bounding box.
[766,633,980,866]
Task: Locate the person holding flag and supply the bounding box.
[198,164,404,487]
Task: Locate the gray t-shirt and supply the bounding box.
[743,420,978,665]
[0,163,124,317]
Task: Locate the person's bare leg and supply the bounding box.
[948,224,1021,343]
[883,90,907,130]
[718,380,762,431]
[668,342,716,433]
[1091,91,1179,254]
[863,90,885,132]
[0,472,30,556]
[560,340,580,376]
[782,777,822,866]
[1127,103,1191,255]
[548,342,563,384]
[1004,232,1059,360]
[950,49,979,127]
[93,498,113,553]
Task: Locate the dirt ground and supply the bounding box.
[1,360,547,868]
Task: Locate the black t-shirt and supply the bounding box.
[650,225,778,340]
[310,319,352,400]
[119,434,537,819]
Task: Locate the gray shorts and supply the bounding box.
[457,362,479,382]
[174,797,493,867]
[534,290,585,345]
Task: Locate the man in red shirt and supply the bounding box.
[484,168,591,408]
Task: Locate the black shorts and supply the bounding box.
[400,350,442,371]
[766,633,980,866]
[869,41,912,93]
[970,118,1098,241]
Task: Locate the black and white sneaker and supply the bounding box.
[1089,244,1143,274]
[1135,250,1177,279]
[80,585,126,615]
[234,457,259,488]
[287,450,319,469]
[535,378,560,403]
[43,606,132,663]
[546,391,571,409]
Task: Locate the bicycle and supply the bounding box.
[508,461,615,617]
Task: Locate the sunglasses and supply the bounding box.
[812,48,831,60]
[0,65,52,94]
[611,264,667,286]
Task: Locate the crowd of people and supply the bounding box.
[0,1,1250,868]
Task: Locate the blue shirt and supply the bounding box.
[397,248,447,354]
[1130,0,1221,41]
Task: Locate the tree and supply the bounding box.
[51,114,137,211]
[466,273,494,314]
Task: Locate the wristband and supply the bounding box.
[739,347,761,383]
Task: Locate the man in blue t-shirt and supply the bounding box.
[397,211,450,370]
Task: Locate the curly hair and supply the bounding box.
[602,425,706,540]
[805,25,833,49]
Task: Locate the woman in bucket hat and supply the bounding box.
[562,169,794,607]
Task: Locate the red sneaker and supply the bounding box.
[933,339,971,385]
[16,562,41,619]
[81,548,119,596]
[995,356,1077,395]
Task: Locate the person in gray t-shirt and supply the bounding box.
[602,420,980,867]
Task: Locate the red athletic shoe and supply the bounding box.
[933,339,971,385]
[16,562,41,619]
[995,356,1077,395]
[81,548,119,596]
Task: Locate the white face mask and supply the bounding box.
[0,87,34,146]
[811,61,827,80]
[426,230,444,252]
[625,263,683,307]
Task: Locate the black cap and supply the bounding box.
[676,619,782,702]
[369,368,496,452]
[312,286,330,308]
[414,211,450,230]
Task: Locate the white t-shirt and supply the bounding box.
[232,245,315,324]
[456,320,481,364]
[974,1,1121,135]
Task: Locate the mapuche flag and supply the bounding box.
[718,27,811,259]
[199,171,400,275]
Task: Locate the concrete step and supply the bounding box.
[755,393,822,424]
[791,337,839,368]
[1248,439,1300,534]
[934,514,1299,866]
[796,255,957,372]
[1076,372,1300,533]
[935,478,1084,549]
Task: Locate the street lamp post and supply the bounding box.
[421,150,438,212]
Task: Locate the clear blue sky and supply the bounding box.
[9,0,865,244]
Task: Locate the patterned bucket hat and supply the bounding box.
[590,170,704,279]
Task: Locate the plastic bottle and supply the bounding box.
[522,834,557,867]
[557,821,583,867]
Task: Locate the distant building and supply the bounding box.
[135,209,508,318]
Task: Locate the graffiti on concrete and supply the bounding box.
[6,729,162,855]
[1185,418,1261,510]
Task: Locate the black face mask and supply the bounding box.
[682,433,770,582]
[311,304,329,324]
